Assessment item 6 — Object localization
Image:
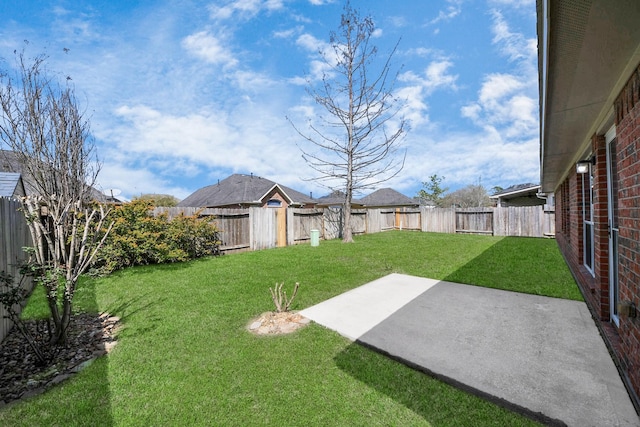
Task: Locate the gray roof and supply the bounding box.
[1,151,35,195]
[490,183,540,198]
[359,188,417,207]
[0,149,107,201]
[1,150,23,174]
[177,174,316,208]
[0,172,25,197]
[316,191,347,206]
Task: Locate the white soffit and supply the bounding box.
[539,0,640,192]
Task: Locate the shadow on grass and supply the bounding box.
[333,342,537,427]
[5,278,116,426]
[331,236,579,426]
[64,276,114,427]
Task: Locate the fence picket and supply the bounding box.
[0,198,33,343]
[153,205,555,251]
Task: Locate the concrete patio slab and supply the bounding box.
[300,273,640,427]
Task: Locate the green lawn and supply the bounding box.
[1,231,580,426]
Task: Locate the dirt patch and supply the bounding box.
[247,311,310,335]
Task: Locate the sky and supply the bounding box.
[0,0,539,201]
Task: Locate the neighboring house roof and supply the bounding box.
[1,149,41,196]
[0,150,21,173]
[0,172,26,198]
[1,149,108,202]
[314,190,365,208]
[490,183,540,198]
[359,188,418,208]
[177,174,315,208]
[316,190,347,206]
[537,1,640,192]
[490,184,544,207]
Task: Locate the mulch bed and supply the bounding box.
[0,313,119,407]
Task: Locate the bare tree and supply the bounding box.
[442,184,492,208]
[0,50,113,345]
[289,2,407,242]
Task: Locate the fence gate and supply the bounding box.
[250,207,277,250]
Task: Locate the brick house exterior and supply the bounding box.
[537,0,640,408]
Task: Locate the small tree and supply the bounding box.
[134,193,180,207]
[0,50,113,345]
[416,174,448,207]
[290,1,406,242]
[490,186,504,195]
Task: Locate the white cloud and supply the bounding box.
[462,72,537,139]
[395,85,429,127]
[399,60,458,95]
[96,163,191,200]
[489,0,535,6]
[490,10,536,63]
[97,99,318,199]
[388,16,408,28]
[295,33,325,52]
[295,33,335,80]
[403,47,436,58]
[308,0,336,5]
[209,0,286,21]
[273,26,302,39]
[423,60,458,91]
[395,128,539,195]
[47,5,107,45]
[429,0,463,25]
[182,31,238,67]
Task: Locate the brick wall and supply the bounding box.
[615,65,640,396]
[554,64,640,401]
[261,189,289,208]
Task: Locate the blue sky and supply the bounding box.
[0,0,539,201]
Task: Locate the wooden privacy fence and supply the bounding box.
[421,206,556,237]
[0,198,33,343]
[155,205,555,253]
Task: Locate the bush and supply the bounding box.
[92,200,221,274]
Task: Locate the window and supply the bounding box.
[266,199,282,207]
[561,182,570,234]
[582,162,594,274]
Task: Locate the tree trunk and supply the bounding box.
[343,192,353,243]
[53,297,72,345]
[46,292,65,344]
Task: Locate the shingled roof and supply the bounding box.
[359,188,417,208]
[177,174,316,208]
[315,190,364,208]
[490,183,545,207]
[0,149,108,201]
[0,172,26,198]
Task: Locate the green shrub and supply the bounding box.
[92,200,221,274]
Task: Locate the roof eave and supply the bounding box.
[538,0,640,193]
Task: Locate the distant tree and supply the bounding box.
[416,174,448,207]
[442,184,491,208]
[134,193,180,207]
[0,50,113,345]
[490,186,504,195]
[289,1,407,243]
